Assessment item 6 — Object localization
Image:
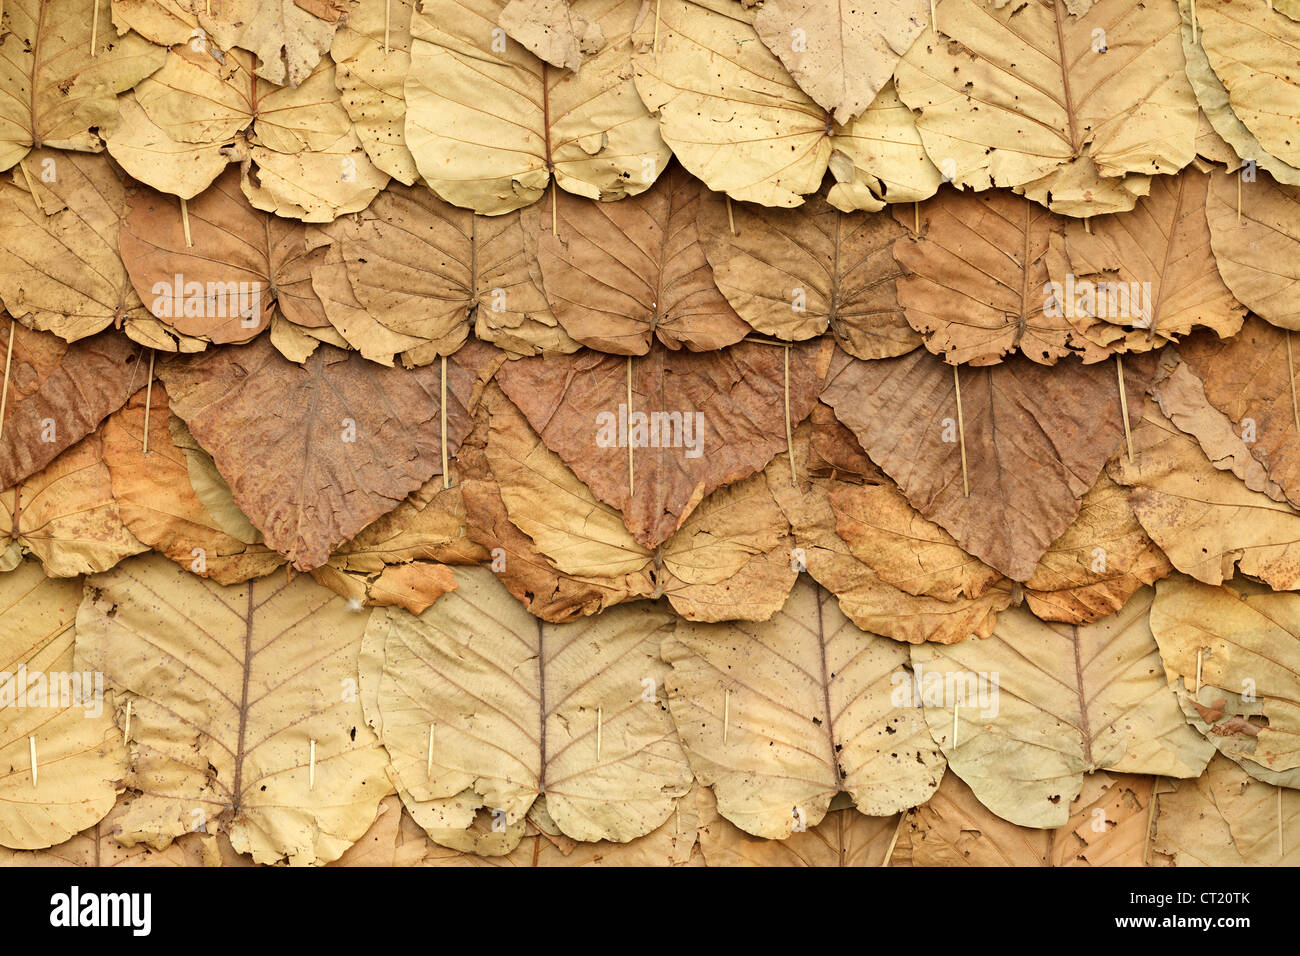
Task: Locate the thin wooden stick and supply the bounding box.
[1238,168,1243,224]
[384,0,391,53]
[1191,0,1198,42]
[427,723,434,778]
[596,707,602,760]
[1288,332,1299,432]
[0,318,14,440]
[550,180,558,238]
[726,195,736,235]
[441,355,450,489]
[142,350,156,456]
[723,688,730,744]
[913,201,919,235]
[309,739,316,790]
[880,811,907,867]
[1117,355,1134,463]
[784,346,796,486]
[1195,647,1203,697]
[124,699,132,741]
[92,0,100,55]
[953,364,969,497]
[653,0,663,52]
[29,736,37,787]
[1084,216,1091,234]
[180,197,193,247]
[929,0,937,35]
[626,356,634,496]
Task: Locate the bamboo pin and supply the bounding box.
[1191,0,1198,42]
[0,318,14,440]
[1195,648,1203,697]
[92,0,100,56]
[384,0,392,53]
[441,355,450,489]
[653,0,663,53]
[142,350,156,456]
[726,195,736,235]
[881,812,907,867]
[180,197,194,247]
[1117,355,1134,462]
[124,699,132,741]
[1288,332,1299,432]
[784,346,796,486]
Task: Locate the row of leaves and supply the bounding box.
[4,317,1300,628]
[4,0,1297,222]
[0,547,1294,866]
[5,138,1300,369]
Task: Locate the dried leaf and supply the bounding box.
[821,346,1154,580]
[496,340,830,548]
[0,0,165,171]
[904,772,1050,865]
[198,0,340,87]
[698,192,920,359]
[893,189,1109,365]
[0,434,146,576]
[1204,169,1300,331]
[405,0,668,214]
[1050,772,1155,867]
[664,575,944,838]
[499,0,605,71]
[1109,396,1300,590]
[1047,168,1245,349]
[752,0,927,124]
[912,588,1213,828]
[100,384,286,585]
[0,561,125,849]
[0,151,149,341]
[77,553,392,865]
[532,165,748,354]
[0,324,143,489]
[1151,575,1300,777]
[157,338,488,570]
[894,0,1197,210]
[1022,471,1172,624]
[360,565,693,842]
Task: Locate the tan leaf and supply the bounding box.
[499,0,605,71]
[1047,168,1245,349]
[912,588,1213,828]
[893,189,1110,365]
[1202,169,1300,331]
[198,0,340,87]
[328,795,435,867]
[0,324,145,489]
[405,0,668,214]
[0,151,149,341]
[103,93,232,202]
[0,561,125,849]
[1023,471,1172,624]
[0,434,146,576]
[157,338,491,570]
[310,560,458,614]
[822,346,1154,580]
[496,339,831,548]
[360,565,693,842]
[698,191,920,359]
[532,165,748,355]
[1154,754,1300,865]
[0,0,165,172]
[664,575,943,838]
[1151,575,1300,777]
[1050,772,1156,867]
[1193,0,1300,169]
[76,553,392,865]
[752,0,927,125]
[903,772,1050,865]
[767,427,1012,644]
[1149,357,1285,501]
[1109,396,1300,590]
[632,0,939,209]
[331,0,418,184]
[100,384,286,585]
[893,0,1197,209]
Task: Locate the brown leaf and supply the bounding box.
[1046,168,1245,349]
[1180,319,1300,510]
[1204,168,1300,328]
[100,383,286,585]
[120,169,324,350]
[532,165,748,355]
[821,346,1156,580]
[892,190,1110,366]
[157,338,496,570]
[0,323,144,488]
[699,191,920,359]
[496,340,832,548]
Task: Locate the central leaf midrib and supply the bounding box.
[814,592,844,791]
[537,617,548,794]
[230,586,255,816]
[1053,0,1082,156]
